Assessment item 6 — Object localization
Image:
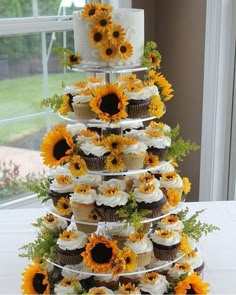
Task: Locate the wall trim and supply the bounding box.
[200,0,236,201]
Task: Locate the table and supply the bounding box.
[0,201,236,294]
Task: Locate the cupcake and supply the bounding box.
[70,184,98,234]
[121,138,147,170]
[134,182,166,218]
[159,172,183,193]
[47,175,75,207]
[93,274,119,291]
[118,282,141,295]
[167,261,194,281]
[138,272,168,295]
[178,250,205,275]
[41,213,67,233]
[72,88,97,120]
[150,229,181,261]
[76,129,99,145]
[54,277,82,295]
[95,184,129,222]
[66,122,86,138]
[146,256,173,276]
[123,232,153,267]
[56,229,87,265]
[151,161,176,180]
[79,137,108,171]
[119,267,145,286]
[107,223,136,248]
[88,287,115,295]
[75,174,102,191]
[156,214,184,233]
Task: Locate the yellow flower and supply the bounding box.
[40,125,74,167]
[81,3,100,19]
[117,74,137,83]
[119,283,139,294]
[79,129,98,138]
[121,247,137,272]
[143,272,159,284]
[60,277,79,287]
[144,152,160,168]
[118,41,133,59]
[21,262,50,294]
[147,52,161,68]
[174,272,209,294]
[126,81,143,92]
[161,214,179,224]
[74,184,91,194]
[89,27,104,47]
[173,262,192,273]
[104,134,125,154]
[101,186,119,197]
[87,76,104,83]
[145,129,164,138]
[153,72,174,101]
[99,41,118,61]
[59,230,76,241]
[166,188,182,207]
[90,83,128,123]
[82,233,119,272]
[92,10,112,32]
[161,172,178,181]
[97,3,113,14]
[105,153,125,172]
[139,172,155,184]
[55,175,73,185]
[179,234,192,254]
[56,197,71,216]
[73,81,88,88]
[139,183,155,194]
[183,177,191,194]
[68,53,80,66]
[129,232,145,242]
[59,94,73,116]
[106,23,126,45]
[43,214,59,226]
[68,155,88,177]
[148,95,165,118]
[157,229,174,239]
[89,288,107,295]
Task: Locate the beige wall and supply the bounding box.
[133,0,206,201]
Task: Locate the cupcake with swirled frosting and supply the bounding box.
[134,182,166,218]
[107,223,136,248]
[123,232,153,267]
[118,282,141,295]
[95,185,129,222]
[56,229,87,265]
[138,272,168,295]
[54,277,82,295]
[156,214,184,233]
[160,172,183,192]
[150,229,181,261]
[178,249,205,275]
[167,261,194,281]
[41,213,67,233]
[72,88,97,120]
[88,287,115,295]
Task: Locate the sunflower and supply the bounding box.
[161,214,179,224]
[73,81,88,88]
[98,2,113,14]
[183,177,191,194]
[143,272,159,284]
[174,272,209,294]
[112,254,126,276]
[59,94,73,116]
[121,247,137,272]
[153,72,174,101]
[81,233,119,272]
[144,152,160,168]
[88,210,101,223]
[56,197,71,216]
[145,129,164,138]
[105,153,125,172]
[68,155,88,177]
[79,129,98,138]
[117,73,137,83]
[139,172,155,184]
[146,51,161,69]
[40,125,74,167]
[43,213,59,226]
[99,41,118,61]
[118,41,133,59]
[126,81,143,92]
[162,171,178,181]
[104,134,125,154]
[91,136,105,146]
[90,83,128,123]
[92,10,112,32]
[179,234,192,254]
[60,277,80,287]
[89,288,107,295]
[74,184,91,194]
[119,283,139,295]
[68,53,80,66]
[59,230,76,241]
[101,186,119,197]
[166,188,182,207]
[106,23,126,45]
[139,183,155,194]
[89,27,104,47]
[129,232,145,242]
[173,262,192,273]
[21,262,50,294]
[55,175,73,184]
[81,3,100,19]
[148,95,165,118]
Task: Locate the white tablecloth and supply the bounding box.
[0,201,236,294]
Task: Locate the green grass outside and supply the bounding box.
[0,71,86,144]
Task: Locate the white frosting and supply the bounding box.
[160,174,183,190]
[49,178,75,193]
[66,123,86,136]
[139,273,168,295]
[107,223,136,237]
[167,262,194,280]
[179,251,204,270]
[73,8,144,66]
[134,185,164,204]
[62,85,81,96]
[70,188,96,204]
[73,92,93,104]
[122,142,147,155]
[49,166,71,179]
[147,258,172,272]
[54,280,82,295]
[142,84,159,98]
[80,140,107,157]
[121,120,144,130]
[122,266,145,280]
[132,175,160,188]
[57,230,87,250]
[124,129,144,140]
[156,217,184,232]
[75,175,102,187]
[99,179,126,192]
[42,217,67,231]
[124,88,146,101]
[150,230,181,246]
[146,123,171,133]
[88,287,115,295]
[124,236,153,254]
[151,162,175,174]
[141,133,171,149]
[61,263,92,280]
[96,191,129,207]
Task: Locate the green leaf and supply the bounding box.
[40,93,63,113]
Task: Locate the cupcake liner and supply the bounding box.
[95,205,121,222]
[75,221,97,234]
[81,155,106,171]
[137,251,152,267]
[153,243,180,261]
[70,201,95,220]
[122,152,146,170]
[137,196,167,218]
[72,102,96,120]
[128,99,150,119]
[47,189,71,207]
[56,246,84,265]
[147,147,168,161]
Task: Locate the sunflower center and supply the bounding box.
[68,93,74,109]
[53,139,70,160]
[91,243,113,264]
[63,203,69,209]
[33,273,47,294]
[74,163,81,170]
[120,46,127,53]
[113,31,120,38]
[89,8,96,16]
[112,142,118,149]
[100,93,120,115]
[111,158,118,165]
[187,286,195,294]
[125,257,131,264]
[100,19,107,26]
[105,48,113,56]
[70,54,78,63]
[94,32,102,42]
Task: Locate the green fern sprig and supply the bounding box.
[53,47,80,69]
[178,207,220,242]
[40,94,63,113]
[143,41,162,70]
[24,177,50,203]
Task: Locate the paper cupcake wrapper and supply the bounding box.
[147,147,168,161]
[128,99,150,119]
[137,251,152,267]
[122,152,146,170]
[56,247,84,265]
[81,155,106,171]
[153,244,180,261]
[70,201,95,220]
[138,196,167,218]
[75,222,97,234]
[95,206,121,222]
[72,102,96,120]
